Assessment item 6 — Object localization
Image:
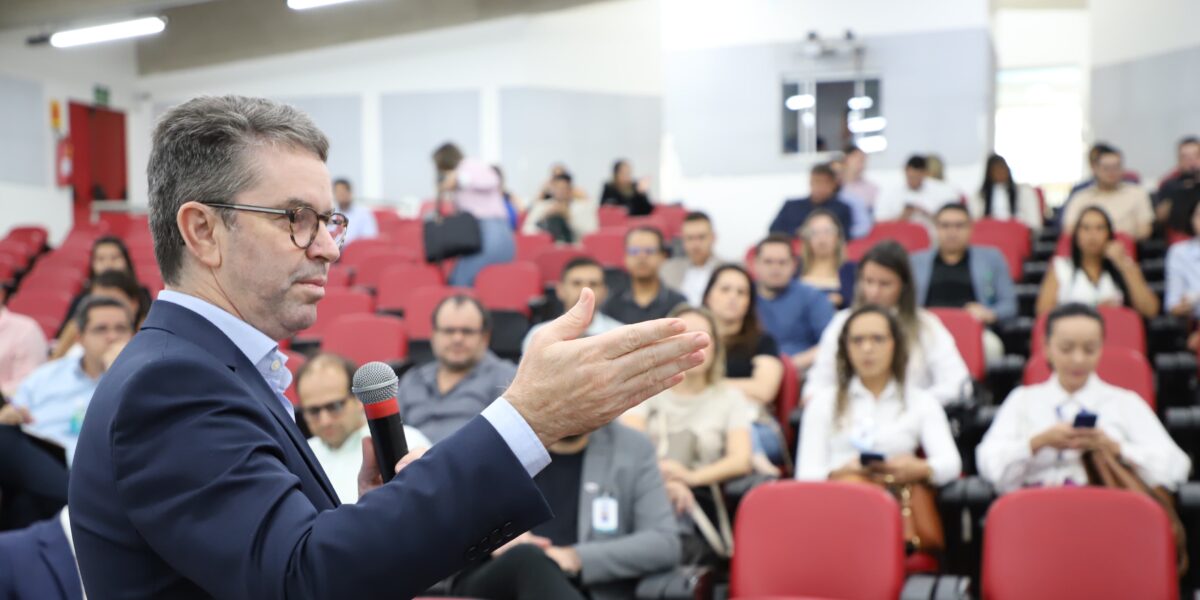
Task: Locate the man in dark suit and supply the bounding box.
[0,510,84,600]
[68,96,709,600]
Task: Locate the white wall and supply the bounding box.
[1090,0,1200,67]
[993,9,1088,70]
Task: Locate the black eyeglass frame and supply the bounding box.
[205,202,349,249]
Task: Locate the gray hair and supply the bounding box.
[148,95,329,284]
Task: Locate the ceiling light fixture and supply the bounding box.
[49,16,165,48]
[287,0,364,10]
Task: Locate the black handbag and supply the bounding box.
[423,195,482,262]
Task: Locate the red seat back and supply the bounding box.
[295,288,374,342]
[323,314,407,365]
[476,262,542,317]
[376,264,446,313]
[973,218,1031,263]
[731,481,905,600]
[514,232,554,263]
[870,221,931,254]
[339,239,404,269]
[4,226,48,252]
[403,286,476,340]
[21,265,86,296]
[1022,345,1155,409]
[598,205,629,229]
[354,251,422,291]
[1031,305,1146,358]
[7,289,74,339]
[775,354,800,452]
[927,307,985,381]
[533,248,591,287]
[983,487,1177,600]
[652,204,688,239]
[581,230,627,268]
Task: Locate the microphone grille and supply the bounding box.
[351,361,399,405]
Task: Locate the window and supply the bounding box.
[782,77,883,155]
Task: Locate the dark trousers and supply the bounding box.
[451,543,587,600]
[0,426,68,531]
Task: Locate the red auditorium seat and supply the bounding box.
[598,205,628,229]
[581,230,627,268]
[327,264,353,288]
[354,251,422,291]
[1023,345,1155,409]
[1054,231,1137,262]
[972,218,1031,262]
[282,350,308,405]
[378,219,424,255]
[653,204,688,239]
[21,265,86,296]
[294,288,375,343]
[476,262,542,318]
[514,232,553,263]
[983,487,1177,600]
[376,264,445,314]
[533,247,590,287]
[775,354,800,452]
[928,307,985,381]
[339,239,404,268]
[323,313,407,365]
[0,239,37,264]
[7,289,73,339]
[847,221,930,262]
[4,226,48,252]
[624,215,670,238]
[402,286,476,341]
[731,481,905,600]
[1030,305,1146,358]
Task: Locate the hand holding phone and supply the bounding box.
[860,451,886,467]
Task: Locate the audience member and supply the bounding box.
[12,297,133,464]
[1062,145,1154,240]
[1065,143,1108,201]
[875,155,960,224]
[622,306,753,554]
[704,265,783,406]
[828,152,873,239]
[600,159,653,216]
[911,204,1017,361]
[0,420,69,530]
[538,163,589,201]
[51,269,146,360]
[0,509,84,600]
[522,172,597,243]
[523,257,624,354]
[1156,137,1200,234]
[1036,206,1159,318]
[1167,201,1200,325]
[753,235,835,372]
[770,163,856,240]
[397,295,517,443]
[58,236,150,337]
[492,165,525,231]
[804,241,970,405]
[0,287,48,398]
[968,154,1043,231]
[297,353,431,503]
[433,143,516,286]
[797,209,856,309]
[450,422,680,600]
[796,305,961,488]
[840,145,881,210]
[333,178,378,246]
[601,227,686,324]
[977,303,1189,493]
[662,211,722,306]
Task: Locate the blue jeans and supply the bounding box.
[449,217,515,287]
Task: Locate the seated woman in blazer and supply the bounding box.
[977,303,1189,494]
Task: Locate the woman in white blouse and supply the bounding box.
[977,303,1189,493]
[967,154,1043,231]
[802,240,970,406]
[1035,205,1159,318]
[797,304,962,487]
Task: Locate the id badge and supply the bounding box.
[592,495,619,533]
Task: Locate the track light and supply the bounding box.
[49,16,165,48]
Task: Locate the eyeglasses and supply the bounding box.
[301,397,350,419]
[434,326,484,338]
[206,203,349,249]
[626,247,661,257]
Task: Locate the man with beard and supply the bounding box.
[398,295,518,443]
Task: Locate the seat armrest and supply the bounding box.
[635,566,713,600]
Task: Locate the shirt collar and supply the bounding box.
[1048,373,1102,409]
[848,377,899,402]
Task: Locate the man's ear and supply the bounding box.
[176,201,224,270]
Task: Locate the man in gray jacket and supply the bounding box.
[911,203,1018,360]
[451,422,680,599]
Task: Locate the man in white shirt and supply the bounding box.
[298,353,431,503]
[875,155,960,223]
[523,258,624,354]
[660,211,721,306]
[333,178,379,246]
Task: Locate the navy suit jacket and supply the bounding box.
[0,516,82,600]
[68,301,552,599]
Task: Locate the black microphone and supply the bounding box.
[351,361,409,483]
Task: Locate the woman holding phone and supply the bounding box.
[977,303,1189,494]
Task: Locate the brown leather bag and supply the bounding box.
[831,473,945,552]
[1083,447,1188,576]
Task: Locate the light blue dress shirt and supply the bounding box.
[1166,239,1200,320]
[155,290,550,476]
[13,356,100,465]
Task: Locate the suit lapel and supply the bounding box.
[140,301,340,506]
[36,520,83,600]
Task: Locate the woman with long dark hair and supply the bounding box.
[703,265,783,404]
[798,209,856,308]
[968,154,1042,230]
[58,236,150,337]
[1035,206,1158,317]
[599,159,653,216]
[803,241,970,406]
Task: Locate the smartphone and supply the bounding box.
[1073,412,1097,428]
[860,452,886,466]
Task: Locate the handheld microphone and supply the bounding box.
[351,362,408,483]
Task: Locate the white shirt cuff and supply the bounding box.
[481,397,551,477]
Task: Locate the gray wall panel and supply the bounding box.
[277,95,363,191]
[380,91,480,201]
[0,75,47,186]
[499,87,661,203]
